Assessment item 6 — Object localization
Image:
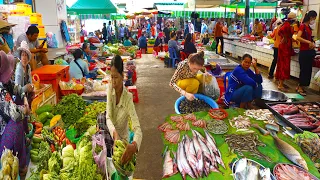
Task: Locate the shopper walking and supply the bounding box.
[268,20,282,79]
[200,20,208,42]
[296,10,318,96]
[275,12,296,91]
[106,21,113,44]
[214,19,226,55]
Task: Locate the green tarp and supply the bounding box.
[67,0,118,14]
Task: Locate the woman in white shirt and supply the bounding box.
[106,55,143,165]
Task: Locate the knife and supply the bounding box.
[275,121,294,138]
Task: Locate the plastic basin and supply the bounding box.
[174,94,219,114]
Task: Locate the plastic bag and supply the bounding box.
[314,70,320,86]
[202,74,220,100]
[46,32,58,48]
[92,132,107,176]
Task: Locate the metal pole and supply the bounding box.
[245,0,250,34]
[224,6,227,18]
[235,5,238,20]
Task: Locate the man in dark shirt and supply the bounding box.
[163,24,170,44]
[102,23,107,43]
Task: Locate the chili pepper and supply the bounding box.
[50,144,55,152]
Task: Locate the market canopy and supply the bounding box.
[67,0,118,14]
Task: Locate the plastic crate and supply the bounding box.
[37,25,46,37]
[31,93,56,114]
[32,65,70,102]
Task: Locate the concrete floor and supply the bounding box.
[132,54,320,179]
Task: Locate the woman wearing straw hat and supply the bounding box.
[15,41,35,105]
[0,50,30,176]
[0,19,16,53]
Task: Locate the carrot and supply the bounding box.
[35,122,43,128]
[35,128,42,134]
[60,132,66,139]
[50,144,55,152]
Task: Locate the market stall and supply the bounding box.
[159,106,320,180]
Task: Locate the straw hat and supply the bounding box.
[0,20,16,29]
[0,50,15,83]
[17,41,32,60]
[287,12,297,20]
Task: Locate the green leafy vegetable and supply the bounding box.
[37,141,52,171]
[54,94,86,128]
[48,152,62,174]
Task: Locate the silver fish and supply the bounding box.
[163,150,178,178]
[204,130,226,168]
[184,136,199,178]
[192,132,204,177]
[272,135,308,170]
[246,161,259,180]
[178,137,196,179]
[177,140,185,179]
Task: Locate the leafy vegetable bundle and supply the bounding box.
[53,94,86,128]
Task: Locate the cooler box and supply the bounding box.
[31,65,70,103]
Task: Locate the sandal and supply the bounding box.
[296,89,307,96]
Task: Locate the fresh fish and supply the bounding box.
[259,167,271,180]
[203,156,211,176]
[176,140,185,179]
[192,132,204,177]
[246,162,259,180]
[184,136,199,178]
[271,133,308,170]
[204,130,226,168]
[162,150,178,178]
[234,158,248,180]
[177,138,196,179]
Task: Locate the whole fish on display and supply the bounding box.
[162,150,178,178]
[177,137,196,179]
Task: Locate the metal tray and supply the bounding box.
[266,102,320,134]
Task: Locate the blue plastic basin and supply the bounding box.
[174,94,219,114]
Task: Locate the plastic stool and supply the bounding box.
[136,50,142,59]
[127,86,139,103]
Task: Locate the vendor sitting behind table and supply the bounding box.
[82,43,95,63]
[183,33,197,56]
[69,49,89,79]
[15,26,49,71]
[224,54,263,109]
[106,55,142,167]
[251,19,264,38]
[123,36,132,47]
[170,51,207,101]
[202,33,210,45]
[15,41,35,105]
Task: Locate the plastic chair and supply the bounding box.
[168,47,179,68]
[224,71,232,93]
[127,86,139,103]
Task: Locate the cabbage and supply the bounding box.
[87,125,97,136]
[62,157,74,168]
[62,145,74,158]
[48,152,61,174]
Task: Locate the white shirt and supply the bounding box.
[188,23,195,34]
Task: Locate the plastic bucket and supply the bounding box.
[174,94,219,114]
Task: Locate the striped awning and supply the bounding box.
[157,11,302,20]
[79,14,126,20]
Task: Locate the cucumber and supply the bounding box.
[32,143,40,149]
[31,154,39,162]
[30,149,39,156]
[32,136,43,143]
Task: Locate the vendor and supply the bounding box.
[183,33,197,56]
[82,43,95,63]
[16,26,49,71]
[69,49,89,79]
[202,33,210,45]
[138,32,147,50]
[228,21,237,36]
[168,31,180,58]
[0,50,30,176]
[15,41,35,105]
[251,18,263,38]
[123,36,132,47]
[224,54,263,109]
[106,55,142,166]
[0,20,15,53]
[169,51,206,101]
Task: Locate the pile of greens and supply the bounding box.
[37,141,52,171]
[54,94,86,128]
[74,102,106,136]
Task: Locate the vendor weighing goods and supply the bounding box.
[274,163,318,180]
[206,119,228,134]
